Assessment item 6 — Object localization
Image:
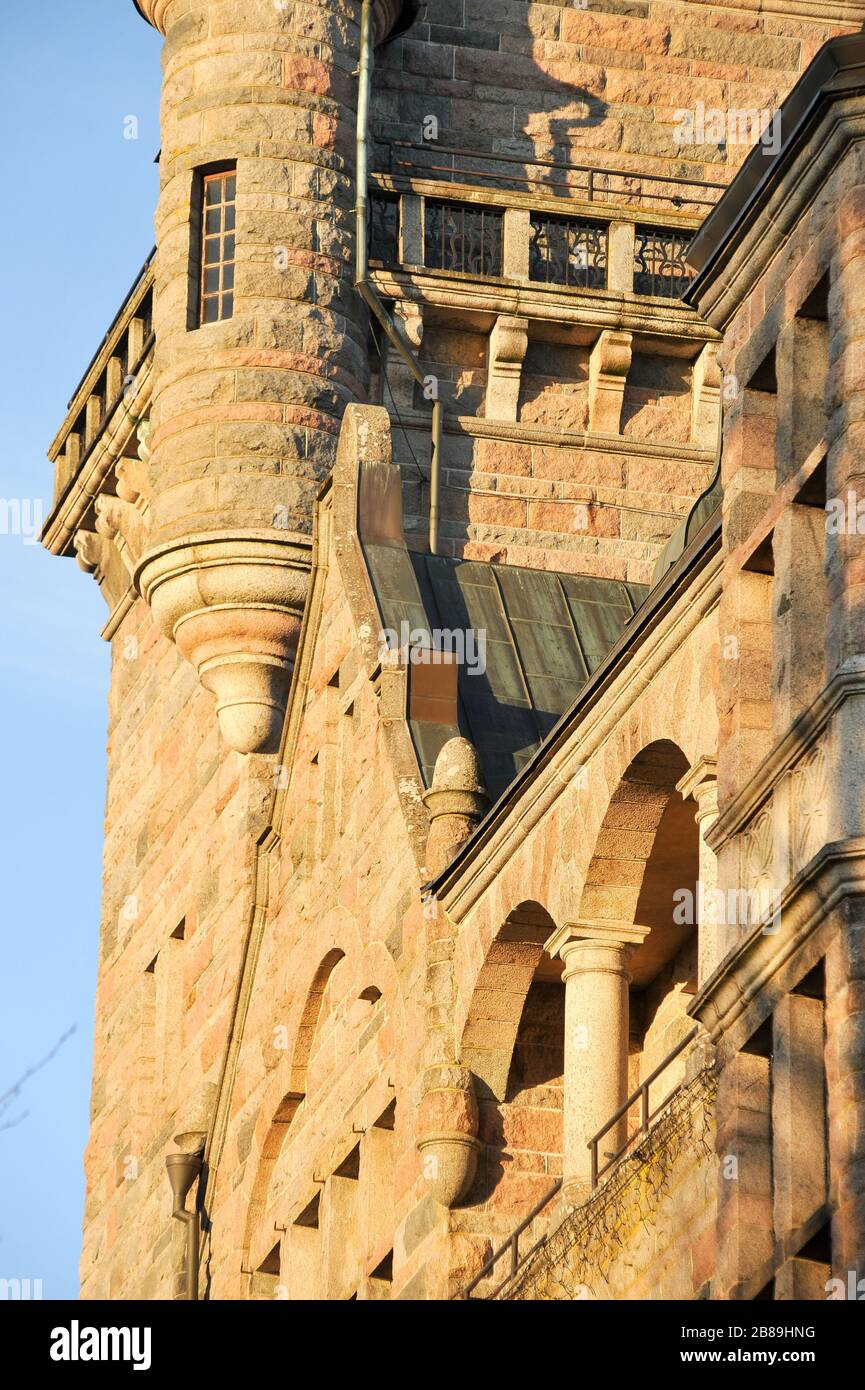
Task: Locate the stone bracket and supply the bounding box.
[588,329,633,434]
[691,342,722,448]
[486,315,529,422]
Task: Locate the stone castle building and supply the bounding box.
[45,0,865,1299]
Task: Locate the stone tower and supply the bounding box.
[43,1,865,1303]
[133,0,406,751]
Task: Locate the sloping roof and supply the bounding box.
[651,457,722,588]
[422,507,722,897]
[364,543,647,800]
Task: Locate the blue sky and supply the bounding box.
[0,1,161,1299]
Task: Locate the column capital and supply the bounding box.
[545,919,648,961]
[676,755,719,820]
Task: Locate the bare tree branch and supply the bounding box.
[0,1025,76,1133]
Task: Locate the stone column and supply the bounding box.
[676,756,726,986]
[546,921,646,1203]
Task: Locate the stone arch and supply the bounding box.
[578,739,693,942]
[458,899,565,1212]
[241,945,346,1273]
[287,947,346,1097]
[459,899,557,1104]
[578,737,702,1105]
[241,928,405,1278]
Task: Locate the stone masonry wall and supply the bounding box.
[77,1,861,1302]
[200,501,436,1299]
[375,1,851,185]
[370,1,857,577]
[505,1067,718,1300]
[80,596,275,1299]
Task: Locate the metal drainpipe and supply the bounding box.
[165,1152,202,1301]
[355,0,442,555]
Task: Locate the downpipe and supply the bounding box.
[355,0,442,554]
[165,1152,202,1300]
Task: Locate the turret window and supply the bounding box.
[198,168,236,324]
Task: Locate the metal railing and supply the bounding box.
[425,199,504,277]
[384,139,727,213]
[459,1024,702,1301]
[529,213,607,289]
[460,1179,562,1301]
[368,188,697,299]
[588,1024,699,1189]
[368,191,400,264]
[633,226,695,299]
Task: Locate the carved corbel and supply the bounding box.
[94,495,147,577]
[115,417,152,505]
[691,342,722,448]
[589,329,633,434]
[89,415,152,579]
[74,529,109,580]
[73,528,128,611]
[416,1065,481,1209]
[486,315,529,422]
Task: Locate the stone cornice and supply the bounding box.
[686,35,865,329]
[389,409,716,465]
[434,517,722,923]
[42,356,153,558]
[706,660,865,852]
[689,836,865,1048]
[369,268,718,346]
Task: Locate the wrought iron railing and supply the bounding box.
[459,1179,562,1301]
[384,140,726,215]
[633,226,695,299]
[366,185,701,300]
[529,214,607,290]
[424,199,504,277]
[588,1024,699,1188]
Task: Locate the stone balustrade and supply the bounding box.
[47,250,154,513]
